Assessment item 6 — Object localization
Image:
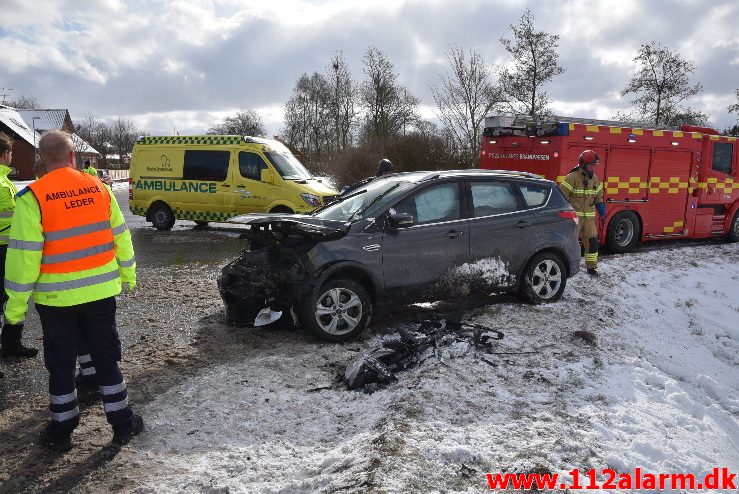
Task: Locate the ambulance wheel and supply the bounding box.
[606,211,640,253]
[300,279,372,342]
[520,252,567,304]
[270,206,293,214]
[728,210,739,243]
[149,202,175,231]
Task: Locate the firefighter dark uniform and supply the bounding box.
[4,156,141,449]
[559,150,605,275]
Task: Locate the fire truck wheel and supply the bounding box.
[728,211,739,243]
[606,211,640,253]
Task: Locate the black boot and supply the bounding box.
[0,323,38,358]
[112,414,144,446]
[38,426,73,452]
[586,268,600,277]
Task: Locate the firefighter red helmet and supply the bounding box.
[578,150,600,167]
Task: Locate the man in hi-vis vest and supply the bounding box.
[4,130,143,450]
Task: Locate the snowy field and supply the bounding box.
[77,242,739,493]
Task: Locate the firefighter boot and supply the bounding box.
[586,268,600,277]
[0,323,38,358]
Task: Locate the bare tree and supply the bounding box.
[75,113,110,153]
[109,117,140,169]
[729,89,739,116]
[499,8,563,117]
[621,41,704,126]
[207,108,265,136]
[327,51,358,152]
[432,45,503,165]
[360,46,420,142]
[283,72,333,169]
[6,94,40,109]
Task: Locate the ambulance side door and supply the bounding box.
[235,151,274,213]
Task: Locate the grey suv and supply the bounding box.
[218,170,580,341]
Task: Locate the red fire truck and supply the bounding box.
[480,115,739,252]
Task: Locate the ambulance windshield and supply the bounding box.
[264,151,312,180]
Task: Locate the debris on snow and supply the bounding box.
[343,319,505,391]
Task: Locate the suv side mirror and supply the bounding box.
[388,212,414,228]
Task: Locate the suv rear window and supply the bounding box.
[470,182,518,216]
[518,183,551,208]
[183,150,229,182]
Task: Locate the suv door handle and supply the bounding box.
[516,220,531,228]
[446,230,464,239]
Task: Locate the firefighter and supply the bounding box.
[341,158,396,196]
[4,130,142,450]
[82,159,97,176]
[1,132,38,357]
[559,150,606,276]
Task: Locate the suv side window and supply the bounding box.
[712,142,733,174]
[183,150,229,182]
[394,183,460,225]
[517,183,551,208]
[470,182,519,216]
[239,151,267,180]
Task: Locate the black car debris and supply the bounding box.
[218,170,581,342]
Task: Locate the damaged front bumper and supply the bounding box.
[218,215,348,326]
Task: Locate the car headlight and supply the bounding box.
[301,193,321,207]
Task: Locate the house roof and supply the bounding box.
[71,133,99,155]
[0,105,38,146]
[16,109,72,132]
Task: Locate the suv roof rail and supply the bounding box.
[417,169,545,182]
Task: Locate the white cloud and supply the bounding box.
[4,0,739,134]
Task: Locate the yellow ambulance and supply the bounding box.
[129,135,339,230]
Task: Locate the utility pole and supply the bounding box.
[0,88,14,105]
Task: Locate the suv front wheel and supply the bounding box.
[301,279,372,342]
[520,252,567,304]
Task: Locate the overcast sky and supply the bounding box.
[2,0,738,137]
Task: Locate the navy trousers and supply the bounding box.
[36,297,135,437]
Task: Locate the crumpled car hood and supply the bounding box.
[229,213,348,241]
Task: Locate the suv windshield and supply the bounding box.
[313,179,414,222]
[264,151,312,180]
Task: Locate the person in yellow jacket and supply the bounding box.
[1,132,38,358]
[82,159,97,176]
[4,130,143,450]
[559,150,606,276]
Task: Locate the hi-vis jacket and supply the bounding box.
[4,167,136,324]
[83,165,97,176]
[559,167,604,218]
[0,164,18,245]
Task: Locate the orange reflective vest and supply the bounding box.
[28,167,115,274]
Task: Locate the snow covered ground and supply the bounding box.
[82,242,738,493]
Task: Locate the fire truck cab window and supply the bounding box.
[712,143,733,175]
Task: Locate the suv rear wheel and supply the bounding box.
[520,252,567,304]
[301,279,372,342]
[149,202,175,231]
